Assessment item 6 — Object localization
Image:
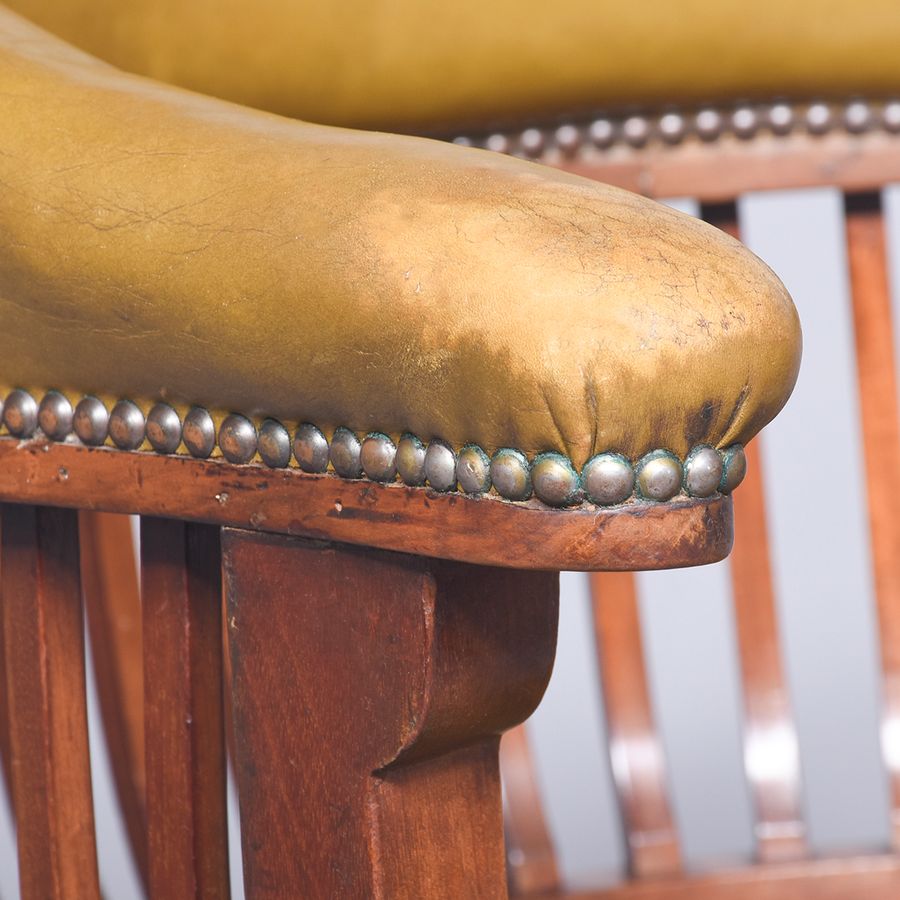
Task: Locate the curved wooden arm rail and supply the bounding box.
[0,437,733,572]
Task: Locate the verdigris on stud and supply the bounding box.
[684,445,724,498]
[38,391,73,441]
[582,452,634,506]
[456,445,491,494]
[109,400,145,450]
[146,403,182,454]
[490,449,532,501]
[636,450,682,502]
[73,396,108,446]
[424,441,456,492]
[258,418,291,468]
[396,434,426,486]
[219,413,257,464]
[293,423,329,473]
[183,407,216,458]
[532,453,580,507]
[330,427,362,478]
[719,444,747,493]
[360,433,397,483]
[3,389,38,438]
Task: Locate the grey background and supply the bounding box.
[0,187,896,895]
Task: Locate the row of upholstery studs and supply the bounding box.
[455,99,900,157]
[0,389,746,508]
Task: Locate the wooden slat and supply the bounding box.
[700,202,807,864]
[560,853,900,900]
[1,504,100,899]
[844,191,900,848]
[141,518,230,899]
[590,571,681,879]
[79,510,148,889]
[501,724,561,894]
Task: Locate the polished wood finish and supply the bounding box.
[501,725,561,894]
[223,529,558,898]
[0,504,100,900]
[0,438,734,572]
[845,191,900,849]
[79,510,148,888]
[142,518,229,899]
[591,571,681,879]
[700,202,806,864]
[558,130,900,202]
[561,854,900,899]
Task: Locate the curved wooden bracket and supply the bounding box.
[222,529,558,898]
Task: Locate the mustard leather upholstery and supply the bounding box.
[0,7,800,466]
[6,0,900,132]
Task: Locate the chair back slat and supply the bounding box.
[590,571,682,879]
[141,517,230,899]
[501,724,561,894]
[700,202,808,864]
[0,504,101,899]
[844,191,900,847]
[79,510,149,889]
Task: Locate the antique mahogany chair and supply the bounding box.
[0,3,807,898]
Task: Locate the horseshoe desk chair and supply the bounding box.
[0,3,809,898]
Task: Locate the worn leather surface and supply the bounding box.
[6,0,900,131]
[0,8,800,464]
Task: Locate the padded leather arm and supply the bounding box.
[0,6,800,466]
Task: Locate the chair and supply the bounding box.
[0,3,802,898]
[466,59,900,900]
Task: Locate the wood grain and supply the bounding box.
[0,438,733,572]
[142,518,229,899]
[501,724,561,894]
[1,504,100,900]
[700,203,806,864]
[79,510,148,888]
[223,530,558,898]
[590,571,681,879]
[845,191,900,849]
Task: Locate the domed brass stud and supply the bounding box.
[520,128,545,157]
[146,403,182,454]
[3,389,38,438]
[219,414,257,464]
[695,109,724,141]
[38,391,73,441]
[456,445,491,494]
[532,453,581,507]
[844,101,872,133]
[424,441,456,492]
[684,445,724,498]
[582,452,635,506]
[589,119,615,148]
[622,116,650,147]
[258,419,291,468]
[396,434,427,486]
[73,396,108,446]
[806,102,833,134]
[490,449,532,501]
[636,450,683,502]
[293,423,329,473]
[360,433,397,483]
[109,400,145,450]
[659,112,686,144]
[732,106,759,139]
[330,427,362,478]
[183,407,216,458]
[768,103,794,135]
[554,124,582,155]
[719,444,747,494]
[883,102,900,133]
[485,134,510,154]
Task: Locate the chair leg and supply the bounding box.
[222,530,559,900]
